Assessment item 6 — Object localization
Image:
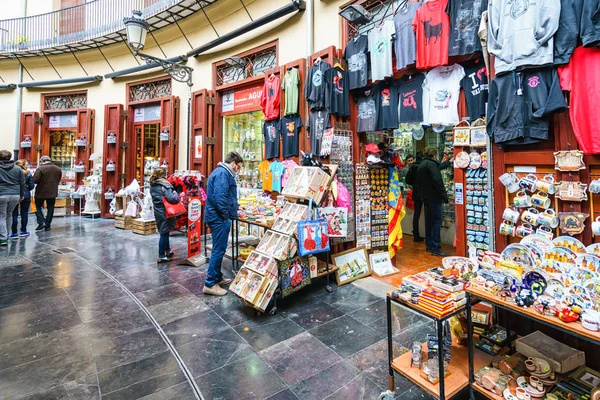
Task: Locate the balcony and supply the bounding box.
[0,0,218,59]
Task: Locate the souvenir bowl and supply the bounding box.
[587,243,600,256]
[501,244,536,269]
[576,254,600,272]
[545,279,566,301]
[552,237,586,254]
[544,247,577,265]
[527,358,553,379]
[521,234,554,253]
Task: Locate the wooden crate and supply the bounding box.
[132,219,156,235]
[53,207,71,217]
[115,215,133,230]
[55,198,70,208]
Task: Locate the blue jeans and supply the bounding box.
[12,197,30,234]
[424,202,442,253]
[159,233,171,257]
[205,219,231,288]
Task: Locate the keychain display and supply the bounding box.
[330,131,354,242]
[370,167,389,250]
[355,164,371,249]
[466,168,490,251]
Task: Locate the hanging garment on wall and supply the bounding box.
[488,0,561,74]
[423,64,465,125]
[281,159,299,188]
[368,20,395,82]
[397,73,425,124]
[558,46,600,154]
[354,86,377,133]
[282,68,300,116]
[258,160,272,191]
[412,0,450,70]
[281,114,303,158]
[375,80,399,130]
[260,74,281,121]
[262,119,281,159]
[324,66,350,117]
[461,59,488,122]
[581,0,600,47]
[305,60,330,110]
[446,0,487,56]
[270,160,285,193]
[554,0,583,65]
[394,1,421,71]
[343,34,369,90]
[478,11,490,76]
[487,67,567,146]
[308,110,331,156]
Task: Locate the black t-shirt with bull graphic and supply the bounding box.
[397,73,425,124]
[263,119,281,159]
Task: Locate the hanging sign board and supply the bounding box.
[48,113,77,128]
[187,197,202,258]
[222,86,262,112]
[133,104,161,122]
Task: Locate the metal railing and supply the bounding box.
[0,0,184,54]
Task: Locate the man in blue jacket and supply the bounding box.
[203,152,242,296]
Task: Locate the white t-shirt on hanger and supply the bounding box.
[368,20,395,82]
[423,64,466,125]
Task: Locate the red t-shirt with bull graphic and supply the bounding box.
[412,0,450,70]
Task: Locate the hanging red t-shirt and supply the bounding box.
[412,0,450,70]
[558,46,600,155]
[260,74,281,121]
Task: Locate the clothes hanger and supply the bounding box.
[314,56,322,65]
[334,61,344,70]
[393,0,409,16]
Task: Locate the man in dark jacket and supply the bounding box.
[203,152,242,296]
[33,155,62,232]
[417,147,449,256]
[0,150,25,246]
[405,153,424,242]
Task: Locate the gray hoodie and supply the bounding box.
[0,160,25,197]
[488,0,561,74]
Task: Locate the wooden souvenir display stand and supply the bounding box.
[101,104,125,217]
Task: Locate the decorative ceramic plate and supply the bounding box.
[576,254,600,273]
[528,358,553,379]
[545,279,566,301]
[455,151,470,168]
[587,243,600,256]
[561,293,594,311]
[521,234,554,253]
[552,237,586,253]
[469,152,481,169]
[525,270,548,296]
[517,376,546,397]
[583,278,600,299]
[538,260,567,280]
[567,268,599,286]
[501,244,537,269]
[544,247,577,265]
[441,256,478,276]
[523,243,545,266]
[503,389,518,400]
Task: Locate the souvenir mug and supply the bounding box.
[499,172,520,193]
[536,174,557,194]
[513,191,532,208]
[519,174,538,192]
[538,209,559,229]
[521,208,540,225]
[502,207,520,224]
[593,216,600,236]
[536,225,554,241]
[499,221,516,236]
[516,223,534,238]
[591,179,600,194]
[531,192,551,209]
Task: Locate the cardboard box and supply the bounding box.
[515,331,585,373]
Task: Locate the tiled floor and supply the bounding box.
[0,217,438,400]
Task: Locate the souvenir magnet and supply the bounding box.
[559,212,589,236]
[555,181,588,201]
[554,150,585,171]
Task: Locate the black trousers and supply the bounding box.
[413,199,423,238]
[35,198,56,228]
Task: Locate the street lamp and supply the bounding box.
[339,5,372,25]
[123,10,194,86]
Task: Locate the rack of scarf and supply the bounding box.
[167,170,207,230]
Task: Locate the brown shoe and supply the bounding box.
[218,278,233,286]
[203,285,227,296]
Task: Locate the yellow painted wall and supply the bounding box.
[0,0,348,166]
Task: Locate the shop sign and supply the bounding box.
[48,113,77,128]
[187,197,202,258]
[222,86,262,112]
[133,104,161,122]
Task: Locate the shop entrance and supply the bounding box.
[133,122,161,187]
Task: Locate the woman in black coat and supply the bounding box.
[149,167,181,262]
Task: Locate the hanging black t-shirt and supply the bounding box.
[308,110,331,156]
[461,60,489,122]
[446,0,487,56]
[262,119,281,159]
[343,34,369,90]
[325,66,350,116]
[281,114,303,158]
[304,61,330,110]
[354,86,377,132]
[397,73,425,123]
[375,80,399,130]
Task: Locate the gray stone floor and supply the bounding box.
[0,217,437,400]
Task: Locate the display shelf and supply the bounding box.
[391,337,496,399]
[316,265,339,277]
[237,217,273,229]
[471,383,503,400]
[466,286,600,344]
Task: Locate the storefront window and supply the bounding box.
[49,130,76,189]
[134,123,161,187]
[223,111,265,190]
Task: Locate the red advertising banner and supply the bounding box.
[222,85,262,112]
[187,197,202,258]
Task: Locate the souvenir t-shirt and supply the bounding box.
[354,86,377,132]
[394,1,421,70]
[446,0,487,56]
[260,74,280,121]
[281,68,300,116]
[270,161,285,193]
[375,80,399,130]
[324,67,350,116]
[304,61,330,110]
[281,159,299,188]
[412,0,450,70]
[368,20,395,82]
[423,64,465,125]
[343,34,369,90]
[308,110,331,156]
[262,119,281,159]
[281,114,303,158]
[397,73,425,123]
[258,160,272,191]
[461,60,488,122]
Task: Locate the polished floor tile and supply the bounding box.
[279,299,345,330]
[234,318,305,351]
[323,374,383,400]
[309,315,386,358]
[289,360,360,400]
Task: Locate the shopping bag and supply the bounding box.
[319,207,348,238]
[296,201,330,256]
[125,200,138,217]
[278,255,311,298]
[163,197,186,218]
